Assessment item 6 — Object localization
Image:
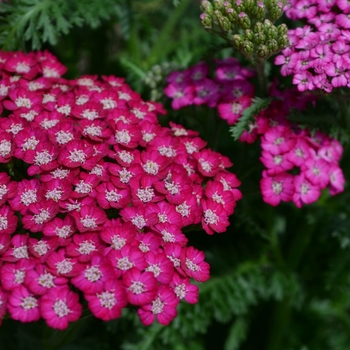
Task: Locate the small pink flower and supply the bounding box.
[71,204,107,232]
[40,287,82,330]
[85,279,127,321]
[7,286,40,323]
[261,126,296,155]
[0,205,18,235]
[123,267,158,306]
[22,200,59,232]
[100,220,136,251]
[303,156,330,188]
[137,285,179,326]
[201,199,230,234]
[164,83,195,110]
[293,173,321,208]
[107,245,146,278]
[217,96,251,125]
[170,273,199,304]
[25,264,67,295]
[71,254,114,293]
[180,246,210,282]
[260,173,294,206]
[144,251,174,284]
[328,165,345,195]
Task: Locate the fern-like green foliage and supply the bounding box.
[120,261,302,350]
[0,0,117,50]
[230,97,272,140]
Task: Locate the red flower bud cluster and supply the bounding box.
[0,51,241,329]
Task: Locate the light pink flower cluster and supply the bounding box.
[0,51,242,329]
[164,58,255,125]
[234,85,345,207]
[275,0,350,92]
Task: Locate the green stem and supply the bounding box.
[255,59,268,97]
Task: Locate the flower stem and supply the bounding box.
[255,59,268,97]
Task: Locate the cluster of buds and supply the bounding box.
[200,0,289,60]
[275,0,350,92]
[0,51,242,329]
[142,62,179,101]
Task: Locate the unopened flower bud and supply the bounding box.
[267,39,278,52]
[251,1,266,21]
[277,35,290,49]
[200,0,214,14]
[253,32,266,45]
[267,0,284,21]
[232,34,243,49]
[243,0,254,11]
[253,21,263,33]
[213,0,225,11]
[238,12,251,29]
[226,7,238,22]
[256,45,270,59]
[241,40,254,57]
[244,29,254,41]
[233,0,245,13]
[277,23,288,37]
[214,11,232,32]
[200,13,213,30]
[267,25,278,40]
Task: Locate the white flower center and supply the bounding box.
[131,214,146,229]
[77,240,96,255]
[68,149,86,163]
[56,259,73,274]
[97,291,116,309]
[80,216,97,229]
[151,297,164,315]
[34,150,53,166]
[0,216,8,231]
[53,299,71,318]
[84,266,102,282]
[12,245,29,259]
[21,296,38,310]
[21,189,37,206]
[38,272,55,288]
[33,209,51,224]
[143,160,159,175]
[204,209,219,225]
[128,281,145,294]
[0,140,11,157]
[56,131,74,145]
[15,97,32,108]
[111,236,126,250]
[117,256,134,271]
[137,186,154,203]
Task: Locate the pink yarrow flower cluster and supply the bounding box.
[164,58,255,125]
[275,0,350,92]
[232,84,345,207]
[0,51,242,329]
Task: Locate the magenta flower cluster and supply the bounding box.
[165,61,345,207]
[275,0,350,92]
[164,58,256,125]
[0,51,242,329]
[237,85,345,207]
